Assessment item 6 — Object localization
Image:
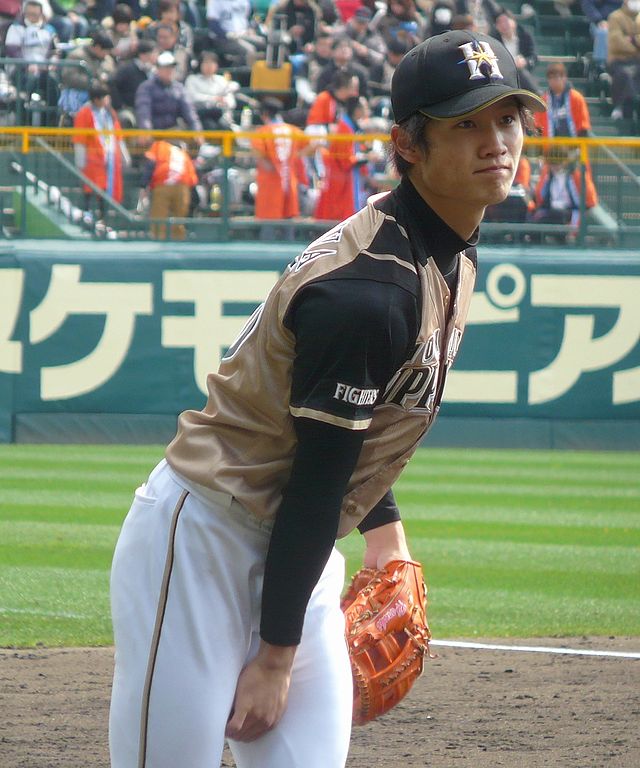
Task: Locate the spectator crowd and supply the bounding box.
[0,0,638,236]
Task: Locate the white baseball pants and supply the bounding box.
[109,460,353,768]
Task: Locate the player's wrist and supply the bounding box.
[362,521,411,568]
[256,640,297,671]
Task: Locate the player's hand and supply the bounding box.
[225,641,296,742]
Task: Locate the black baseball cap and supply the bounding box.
[391,31,546,123]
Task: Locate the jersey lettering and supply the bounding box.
[288,223,346,273]
[382,329,441,412]
[289,248,337,274]
[333,382,379,406]
[222,302,265,360]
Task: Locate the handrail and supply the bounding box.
[2,126,639,242]
[0,126,391,157]
[596,143,640,191]
[0,56,91,68]
[1,125,639,147]
[33,136,136,221]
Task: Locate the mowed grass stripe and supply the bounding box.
[425,586,635,637]
[0,447,162,472]
[0,467,152,485]
[0,520,120,569]
[407,447,640,469]
[404,537,640,576]
[0,544,115,569]
[0,444,164,463]
[396,503,640,530]
[401,463,640,488]
[1,520,121,544]
[398,489,638,514]
[0,504,127,526]
[0,476,146,494]
[0,565,110,611]
[422,557,637,600]
[401,518,639,547]
[1,489,133,509]
[0,542,113,572]
[399,480,639,500]
[0,565,112,646]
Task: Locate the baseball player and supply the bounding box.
[109,31,545,768]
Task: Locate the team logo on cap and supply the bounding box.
[459,41,503,81]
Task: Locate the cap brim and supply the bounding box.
[419,84,546,120]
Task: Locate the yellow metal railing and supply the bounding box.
[1,126,639,244]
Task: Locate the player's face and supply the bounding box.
[408,98,523,228]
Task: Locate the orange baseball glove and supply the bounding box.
[342,559,432,726]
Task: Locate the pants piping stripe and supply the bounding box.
[138,489,189,768]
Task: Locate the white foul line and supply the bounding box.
[430,639,640,660]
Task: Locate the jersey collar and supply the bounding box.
[395,176,479,263]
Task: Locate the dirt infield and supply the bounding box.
[1,638,639,768]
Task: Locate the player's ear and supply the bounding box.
[390,123,423,165]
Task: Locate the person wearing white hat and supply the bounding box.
[134,49,202,132]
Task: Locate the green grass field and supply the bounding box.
[1,444,639,648]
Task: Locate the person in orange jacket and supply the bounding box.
[251,98,311,220]
[73,82,129,219]
[530,147,598,236]
[534,62,592,138]
[315,95,372,221]
[140,138,198,240]
[306,69,360,130]
[534,61,597,228]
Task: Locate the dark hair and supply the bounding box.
[344,95,365,118]
[389,112,431,177]
[89,81,110,101]
[260,97,283,118]
[112,3,133,24]
[136,39,155,55]
[329,69,356,93]
[91,31,114,49]
[158,0,179,14]
[387,38,411,56]
[332,36,352,50]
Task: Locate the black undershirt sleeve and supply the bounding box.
[260,417,365,646]
[260,276,418,646]
[357,488,401,533]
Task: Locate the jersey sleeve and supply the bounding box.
[287,278,418,430]
[289,279,418,429]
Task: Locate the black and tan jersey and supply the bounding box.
[166,178,478,537]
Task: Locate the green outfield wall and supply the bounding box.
[1,240,639,449]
